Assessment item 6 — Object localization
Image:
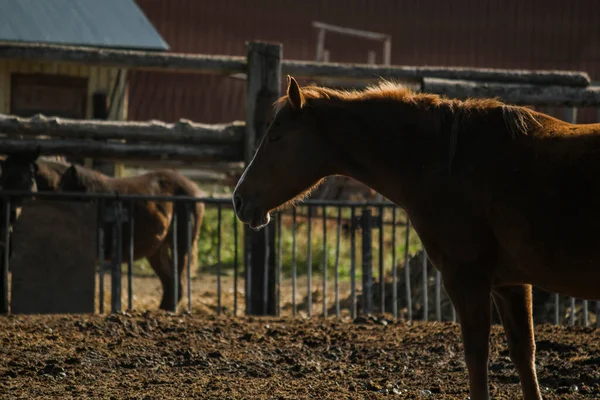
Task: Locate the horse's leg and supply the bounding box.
[443,270,492,400]
[147,242,174,311]
[492,284,542,400]
[174,204,203,307]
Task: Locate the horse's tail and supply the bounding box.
[173,182,205,282]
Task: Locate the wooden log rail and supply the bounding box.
[0,42,591,87]
[283,60,591,87]
[422,78,600,107]
[0,113,244,162]
[0,138,241,162]
[0,113,244,144]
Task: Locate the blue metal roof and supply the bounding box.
[0,0,169,51]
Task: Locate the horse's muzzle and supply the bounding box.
[232,192,270,230]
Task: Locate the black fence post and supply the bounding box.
[244,41,281,315]
[105,199,127,314]
[360,208,373,316]
[1,199,10,314]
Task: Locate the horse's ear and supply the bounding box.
[65,164,78,179]
[286,75,305,110]
[21,149,40,164]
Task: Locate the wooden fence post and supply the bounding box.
[91,91,116,176]
[244,41,281,315]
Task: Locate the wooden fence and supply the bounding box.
[1,40,600,316]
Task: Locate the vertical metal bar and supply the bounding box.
[171,206,178,313]
[244,227,251,316]
[435,270,442,321]
[186,202,193,313]
[321,206,327,318]
[262,223,269,315]
[378,206,384,315]
[422,249,428,321]
[452,305,456,322]
[111,201,123,314]
[276,213,283,317]
[350,206,357,319]
[566,108,578,326]
[1,199,10,314]
[583,300,589,327]
[217,204,222,315]
[391,207,397,319]
[292,208,297,317]
[554,294,560,325]
[306,206,313,317]
[98,199,105,314]
[361,208,373,316]
[233,210,239,316]
[335,207,341,318]
[127,201,134,311]
[404,219,412,321]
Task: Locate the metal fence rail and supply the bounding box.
[0,190,598,327]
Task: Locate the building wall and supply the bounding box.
[130,0,600,124]
[0,60,127,120]
[0,59,128,176]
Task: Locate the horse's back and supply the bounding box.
[108,169,204,198]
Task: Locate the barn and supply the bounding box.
[0,0,168,175]
[129,0,600,124]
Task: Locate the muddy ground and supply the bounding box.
[2,311,600,399]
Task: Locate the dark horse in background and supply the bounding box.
[233,76,600,400]
[0,153,205,310]
[0,153,70,268]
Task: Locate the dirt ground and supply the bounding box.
[2,310,600,399]
[3,275,600,399]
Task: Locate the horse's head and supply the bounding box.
[0,151,39,194]
[0,151,40,238]
[58,164,87,193]
[233,75,331,230]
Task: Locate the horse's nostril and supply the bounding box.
[233,194,244,213]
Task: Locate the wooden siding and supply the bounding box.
[0,60,127,120]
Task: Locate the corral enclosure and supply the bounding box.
[1,40,600,324]
[1,29,600,398]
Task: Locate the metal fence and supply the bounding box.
[0,190,598,327]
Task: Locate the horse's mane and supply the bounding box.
[38,155,68,165]
[275,80,542,139]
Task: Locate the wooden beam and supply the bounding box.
[0,42,591,87]
[422,78,600,106]
[244,41,281,316]
[0,41,246,75]
[0,113,244,144]
[0,138,242,162]
[312,21,391,41]
[119,159,245,171]
[283,60,591,87]
[125,167,238,185]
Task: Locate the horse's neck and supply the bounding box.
[321,101,448,206]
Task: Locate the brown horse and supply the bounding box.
[58,163,205,311]
[233,75,600,400]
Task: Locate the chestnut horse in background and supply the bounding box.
[233,76,600,400]
[57,163,205,311]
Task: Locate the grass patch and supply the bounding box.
[128,202,424,282]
